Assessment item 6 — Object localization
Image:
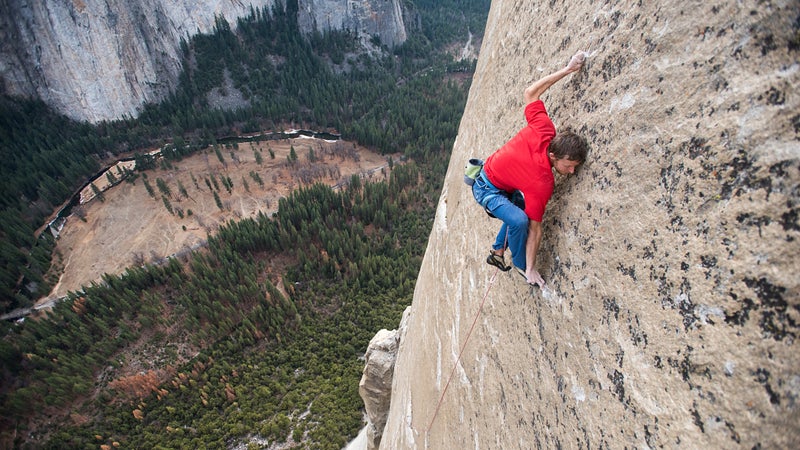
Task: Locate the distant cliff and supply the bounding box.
[297,0,407,48]
[375,0,799,448]
[0,0,407,123]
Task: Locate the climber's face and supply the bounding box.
[549,155,581,175]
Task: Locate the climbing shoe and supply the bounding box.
[486,251,511,271]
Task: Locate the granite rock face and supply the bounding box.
[0,0,273,122]
[0,0,406,123]
[297,0,407,48]
[379,0,799,448]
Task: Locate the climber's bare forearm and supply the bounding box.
[523,51,586,104]
[525,220,545,287]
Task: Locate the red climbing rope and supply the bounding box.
[424,266,501,432]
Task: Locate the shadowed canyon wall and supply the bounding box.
[0,0,273,122]
[378,0,799,448]
[0,0,406,122]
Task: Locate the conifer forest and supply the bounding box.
[0,0,490,448]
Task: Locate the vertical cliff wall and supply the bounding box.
[0,0,406,123]
[297,0,407,48]
[0,0,276,122]
[380,0,799,448]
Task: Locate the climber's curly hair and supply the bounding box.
[549,128,589,163]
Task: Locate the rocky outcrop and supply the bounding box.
[0,0,406,123]
[379,0,799,448]
[359,307,407,450]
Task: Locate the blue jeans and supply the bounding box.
[471,171,529,270]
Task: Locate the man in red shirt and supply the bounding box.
[472,51,589,287]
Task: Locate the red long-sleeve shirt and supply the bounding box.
[483,100,555,222]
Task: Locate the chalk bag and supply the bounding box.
[464,158,484,186]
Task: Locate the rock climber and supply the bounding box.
[472,51,590,288]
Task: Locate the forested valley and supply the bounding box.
[0,0,490,448]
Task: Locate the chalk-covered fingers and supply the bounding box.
[526,268,546,288]
[566,51,587,72]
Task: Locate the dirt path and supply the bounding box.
[42,137,395,304]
